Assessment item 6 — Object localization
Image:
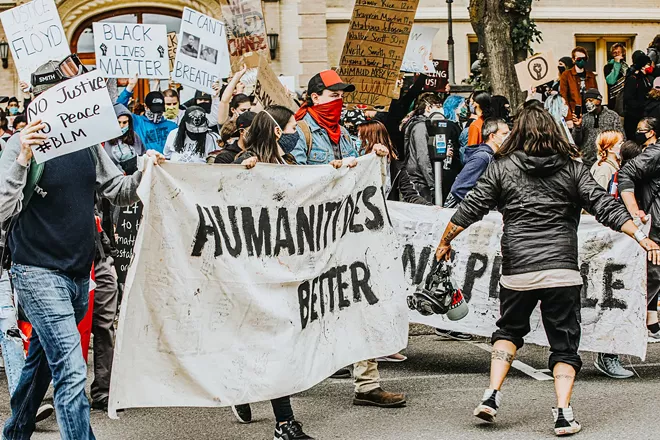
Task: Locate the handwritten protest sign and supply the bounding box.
[0,0,71,84]
[338,0,420,109]
[401,25,438,73]
[26,70,122,164]
[172,8,231,94]
[220,0,269,69]
[115,202,143,284]
[167,32,178,73]
[417,60,449,92]
[515,51,557,91]
[94,23,169,79]
[255,56,298,112]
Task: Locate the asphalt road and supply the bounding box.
[1,334,659,440]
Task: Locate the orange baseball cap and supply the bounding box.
[307,70,355,94]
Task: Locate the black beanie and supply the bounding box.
[559,56,574,69]
[634,53,652,70]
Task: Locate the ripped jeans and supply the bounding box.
[0,270,25,396]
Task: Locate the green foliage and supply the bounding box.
[505,0,543,55]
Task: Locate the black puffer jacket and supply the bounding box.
[451,151,632,275]
[619,142,660,238]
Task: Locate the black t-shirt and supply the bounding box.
[214,141,243,164]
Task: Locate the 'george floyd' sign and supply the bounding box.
[93,23,169,79]
[26,70,122,164]
[0,0,71,84]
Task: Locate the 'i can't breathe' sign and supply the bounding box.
[27,70,122,164]
[94,23,169,79]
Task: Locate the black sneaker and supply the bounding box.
[553,407,581,436]
[330,367,351,379]
[473,389,501,423]
[231,404,252,424]
[91,398,108,411]
[434,328,473,341]
[273,420,314,440]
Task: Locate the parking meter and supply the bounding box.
[426,113,452,205]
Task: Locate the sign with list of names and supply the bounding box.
[0,0,71,84]
[26,70,122,164]
[172,8,231,94]
[93,23,169,79]
[338,0,421,109]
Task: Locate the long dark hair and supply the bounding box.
[174,106,208,157]
[496,106,581,159]
[472,91,493,119]
[108,114,136,146]
[244,105,294,164]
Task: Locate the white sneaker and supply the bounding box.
[553,406,581,436]
[593,353,634,379]
[473,389,501,423]
[649,329,660,341]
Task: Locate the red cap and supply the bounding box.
[307,70,355,95]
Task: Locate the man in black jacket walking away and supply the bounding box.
[434,106,660,437]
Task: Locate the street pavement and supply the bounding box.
[1,334,659,440]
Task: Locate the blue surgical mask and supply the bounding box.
[8,107,19,116]
[121,126,130,135]
[279,132,300,154]
[469,103,476,114]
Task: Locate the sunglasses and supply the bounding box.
[31,54,88,88]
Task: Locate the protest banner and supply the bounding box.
[401,25,438,74]
[172,8,231,94]
[167,32,178,73]
[93,23,169,79]
[26,70,122,164]
[338,0,420,109]
[0,0,71,84]
[417,60,449,92]
[389,202,649,360]
[108,155,408,416]
[114,202,143,284]
[254,56,298,112]
[220,0,269,69]
[515,51,557,91]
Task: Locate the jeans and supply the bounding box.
[3,264,95,440]
[0,271,25,396]
[353,360,380,393]
[91,257,118,403]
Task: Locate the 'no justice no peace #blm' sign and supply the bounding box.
[27,70,122,164]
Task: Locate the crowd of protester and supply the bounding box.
[1,34,660,440]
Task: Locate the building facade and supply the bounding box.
[0,0,658,102]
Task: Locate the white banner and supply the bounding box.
[172,8,231,94]
[401,25,438,74]
[108,155,409,416]
[93,23,169,79]
[389,202,649,360]
[0,0,71,84]
[26,70,122,164]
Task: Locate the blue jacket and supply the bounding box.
[450,143,495,201]
[117,90,177,154]
[291,113,358,165]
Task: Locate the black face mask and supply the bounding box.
[279,132,301,154]
[634,131,650,146]
[558,65,566,75]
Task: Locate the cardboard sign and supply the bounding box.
[220,0,269,69]
[93,23,169,79]
[401,25,438,73]
[254,56,298,112]
[26,70,122,164]
[278,76,296,93]
[515,51,557,91]
[0,0,71,84]
[418,60,449,92]
[167,32,178,73]
[338,0,421,109]
[115,202,143,285]
[172,8,231,94]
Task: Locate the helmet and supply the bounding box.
[407,259,466,319]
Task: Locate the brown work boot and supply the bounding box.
[353,387,406,408]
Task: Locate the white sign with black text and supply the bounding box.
[93,23,169,79]
[0,0,71,84]
[26,70,122,164]
[401,25,438,74]
[172,8,231,94]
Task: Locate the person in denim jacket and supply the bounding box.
[292,71,359,165]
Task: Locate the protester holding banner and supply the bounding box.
[104,104,145,175]
[236,105,299,167]
[164,106,220,163]
[618,117,660,341]
[291,71,358,166]
[117,77,177,153]
[434,105,660,437]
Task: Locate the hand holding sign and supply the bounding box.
[17,119,48,166]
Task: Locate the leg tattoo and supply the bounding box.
[491,349,514,364]
[553,374,575,381]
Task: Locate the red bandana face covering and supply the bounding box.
[295,98,344,144]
